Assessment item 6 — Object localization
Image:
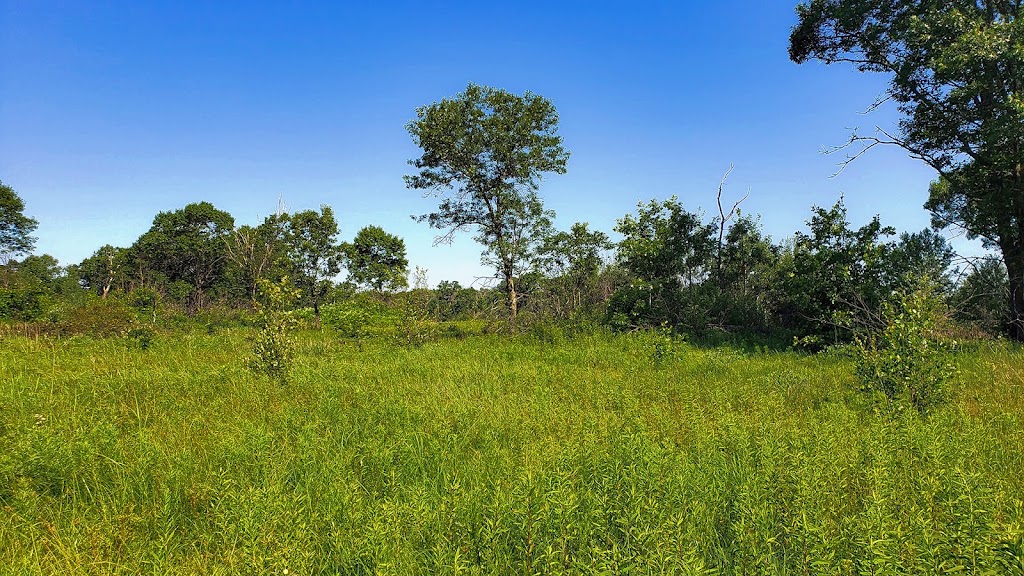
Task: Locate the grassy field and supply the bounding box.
[1,329,1023,574]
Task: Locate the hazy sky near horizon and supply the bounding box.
[0,1,982,286]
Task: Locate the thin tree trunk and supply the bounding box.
[506,274,517,328]
[1004,241,1024,341]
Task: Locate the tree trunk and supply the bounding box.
[312,289,321,325]
[1004,165,1024,341]
[506,272,517,328]
[1004,243,1024,341]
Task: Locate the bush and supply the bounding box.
[126,327,156,350]
[854,282,957,414]
[56,299,137,337]
[249,278,300,384]
[320,296,396,338]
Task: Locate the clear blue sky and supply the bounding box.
[0,1,979,286]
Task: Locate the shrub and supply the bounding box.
[320,296,396,338]
[126,327,156,350]
[249,277,300,384]
[854,282,957,414]
[56,298,136,337]
[649,324,682,367]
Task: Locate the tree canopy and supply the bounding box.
[344,225,409,294]
[284,205,343,321]
[131,202,234,312]
[0,181,39,261]
[405,83,569,324]
[789,0,1024,339]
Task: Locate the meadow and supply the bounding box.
[1,329,1023,574]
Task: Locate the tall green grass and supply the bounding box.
[1,331,1022,574]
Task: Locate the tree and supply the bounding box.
[405,83,569,325]
[343,225,409,295]
[719,214,778,297]
[789,0,1024,340]
[0,181,39,262]
[284,205,342,322]
[781,199,895,342]
[224,214,288,302]
[616,197,716,288]
[886,228,955,293]
[132,202,234,312]
[610,197,717,330]
[78,245,128,299]
[951,256,1009,334]
[538,222,612,312]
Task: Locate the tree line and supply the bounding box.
[3,0,1024,342]
[0,170,1011,344]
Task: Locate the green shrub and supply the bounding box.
[249,277,300,384]
[56,298,136,337]
[854,283,957,414]
[126,327,156,350]
[649,324,681,367]
[320,296,396,338]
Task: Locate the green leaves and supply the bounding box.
[0,181,38,260]
[406,83,569,323]
[249,277,301,384]
[283,205,342,319]
[854,280,957,414]
[343,225,409,294]
[789,0,1024,339]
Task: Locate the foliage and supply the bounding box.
[343,225,409,294]
[612,197,717,331]
[886,228,956,293]
[405,83,569,324]
[284,206,343,321]
[77,245,128,298]
[854,282,957,414]
[790,0,1024,340]
[130,202,235,313]
[126,326,156,350]
[249,277,300,384]
[951,256,1010,336]
[224,214,288,302]
[616,196,715,287]
[0,256,60,321]
[320,295,396,339]
[535,222,613,318]
[780,198,895,343]
[428,280,483,321]
[0,180,38,261]
[648,323,681,368]
[55,298,138,337]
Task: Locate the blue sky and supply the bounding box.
[0,1,978,286]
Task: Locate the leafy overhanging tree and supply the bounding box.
[0,181,39,262]
[343,225,409,295]
[405,83,570,325]
[789,0,1024,340]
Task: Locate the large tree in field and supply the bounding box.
[133,202,234,312]
[0,181,38,262]
[344,225,409,295]
[284,205,342,322]
[790,0,1024,340]
[405,83,570,324]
